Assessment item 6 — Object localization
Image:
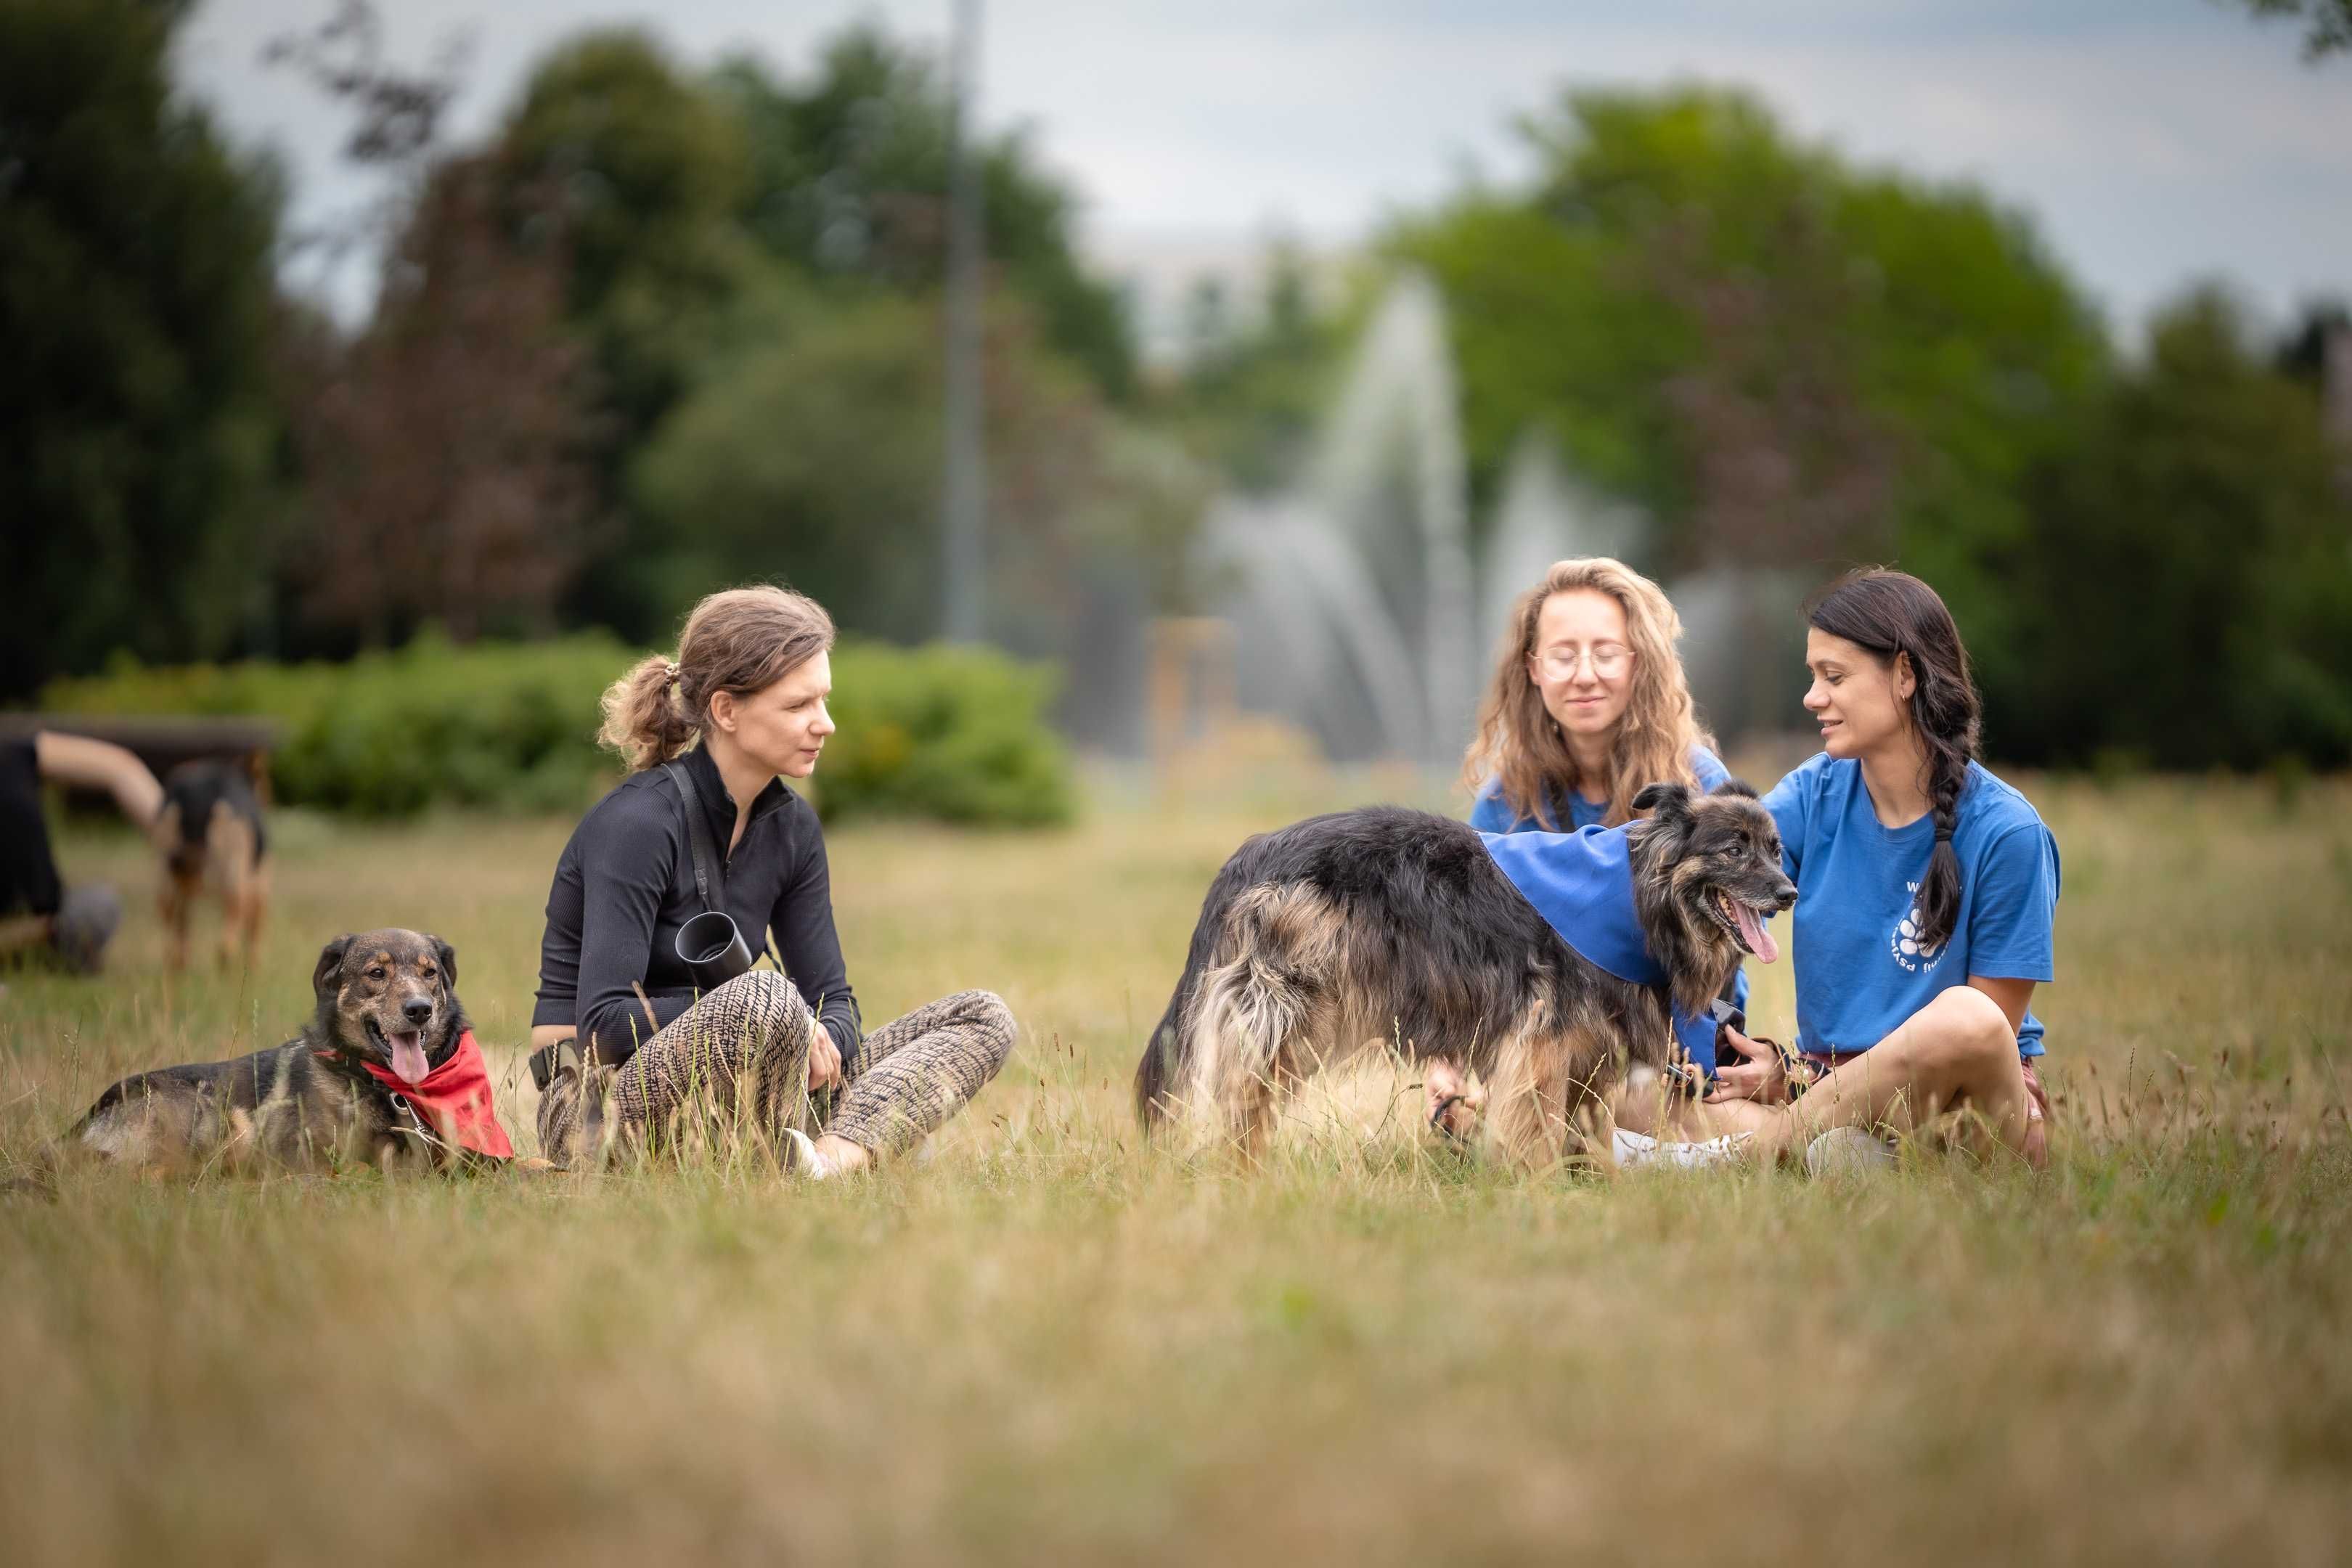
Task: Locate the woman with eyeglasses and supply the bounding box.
[1463,557,1734,836]
[1424,557,1739,1139]
[528,585,1017,1177]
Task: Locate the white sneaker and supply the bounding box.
[778,1127,837,1180]
[1804,1127,1898,1177]
[1612,1127,1752,1169]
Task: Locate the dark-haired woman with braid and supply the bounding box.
[1704,569,2061,1168]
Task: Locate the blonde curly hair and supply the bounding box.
[1461,557,1714,829]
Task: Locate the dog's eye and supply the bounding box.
[367,966,386,980]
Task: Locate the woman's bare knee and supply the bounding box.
[1916,987,2013,1069]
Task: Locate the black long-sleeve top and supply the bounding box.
[533,743,862,1067]
[1,739,63,917]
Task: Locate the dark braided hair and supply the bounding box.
[1806,568,1981,951]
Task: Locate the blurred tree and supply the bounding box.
[261,0,462,256]
[2274,299,2351,383]
[485,31,757,641]
[497,30,753,447]
[1997,289,2352,768]
[477,22,1146,644]
[281,155,597,645]
[632,281,1173,646]
[1389,87,2107,660]
[261,1,596,648]
[631,284,940,640]
[711,28,1133,401]
[0,0,283,698]
[1154,242,1347,491]
[2217,0,2352,60]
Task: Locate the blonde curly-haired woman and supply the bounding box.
[1463,556,1733,835]
[1426,557,1742,1144]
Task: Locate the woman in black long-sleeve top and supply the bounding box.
[529,587,1016,1175]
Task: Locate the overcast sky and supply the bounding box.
[176,0,2352,339]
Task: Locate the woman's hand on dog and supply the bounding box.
[807,1018,844,1091]
[1705,1025,1789,1106]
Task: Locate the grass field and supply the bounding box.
[4,768,2351,1565]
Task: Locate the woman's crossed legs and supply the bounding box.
[1654,985,2040,1167]
[537,969,1016,1171]
[1437,985,2040,1169]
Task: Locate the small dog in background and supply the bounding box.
[152,758,269,971]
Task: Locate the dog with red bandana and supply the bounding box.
[73,928,520,1172]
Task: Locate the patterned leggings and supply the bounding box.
[536,969,1016,1169]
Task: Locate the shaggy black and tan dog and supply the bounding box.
[1134,781,1795,1167]
[72,928,514,1172]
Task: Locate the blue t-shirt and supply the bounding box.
[1471,743,1748,1059]
[1762,754,2059,1058]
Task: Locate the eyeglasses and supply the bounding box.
[1532,642,1632,681]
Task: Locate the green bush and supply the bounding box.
[39,632,1075,826]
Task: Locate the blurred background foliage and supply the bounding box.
[44,634,1074,825]
[8,0,2351,803]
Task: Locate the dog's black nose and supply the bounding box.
[402,997,434,1026]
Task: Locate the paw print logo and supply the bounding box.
[1890,892,1948,973]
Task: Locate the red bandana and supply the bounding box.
[335,1029,515,1159]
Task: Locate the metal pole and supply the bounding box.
[942,0,987,642]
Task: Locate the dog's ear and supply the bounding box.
[1632,781,1695,824]
[311,935,354,1005]
[1707,777,1759,800]
[428,934,457,992]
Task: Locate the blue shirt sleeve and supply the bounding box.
[1760,761,1814,881]
[1966,822,2060,984]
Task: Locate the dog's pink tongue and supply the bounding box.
[389,1033,430,1085]
[1733,902,1781,965]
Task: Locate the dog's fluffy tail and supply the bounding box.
[1137,844,1351,1143]
[1140,828,1324,1127]
[1135,853,1253,1126]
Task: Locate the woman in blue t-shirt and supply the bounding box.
[1705,568,2059,1167]
[1433,557,1741,1133]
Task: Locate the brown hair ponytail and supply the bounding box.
[1805,568,1980,950]
[597,586,836,772]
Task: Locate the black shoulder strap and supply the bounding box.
[662,759,726,915]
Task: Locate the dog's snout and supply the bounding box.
[401,997,434,1026]
[1773,880,1797,912]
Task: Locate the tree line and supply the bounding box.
[7,0,2348,769]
